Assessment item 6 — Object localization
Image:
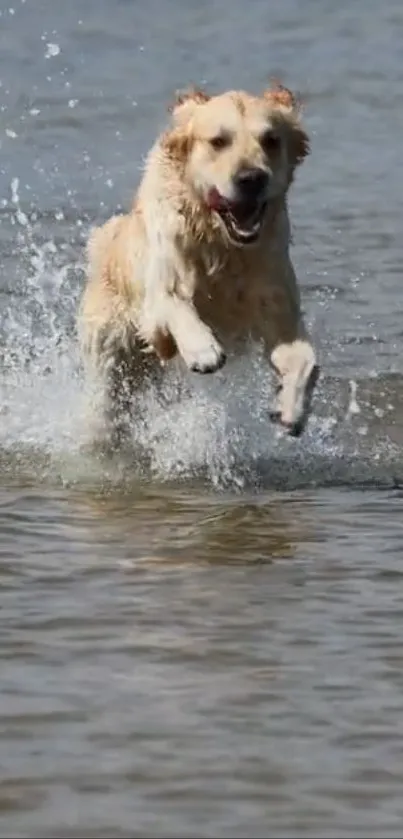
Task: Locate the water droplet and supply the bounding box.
[45,42,60,59]
[347,380,360,416]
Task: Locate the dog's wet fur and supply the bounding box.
[78,82,319,445]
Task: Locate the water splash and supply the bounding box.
[0,184,401,492]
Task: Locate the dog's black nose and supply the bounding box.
[234,168,269,199]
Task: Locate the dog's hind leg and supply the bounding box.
[78,320,137,451]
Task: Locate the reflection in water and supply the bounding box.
[78,487,316,565]
[2,487,403,837]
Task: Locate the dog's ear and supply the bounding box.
[163,87,210,163]
[263,81,309,168]
[289,124,310,167]
[168,86,210,126]
[263,81,300,113]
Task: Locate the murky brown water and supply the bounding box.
[2,483,403,838]
[2,0,403,836]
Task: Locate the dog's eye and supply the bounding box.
[209,133,231,151]
[261,131,281,154]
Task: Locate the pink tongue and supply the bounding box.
[207,187,228,211]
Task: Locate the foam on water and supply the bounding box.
[0,183,401,492]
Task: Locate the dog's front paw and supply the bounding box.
[270,363,320,436]
[182,336,226,375]
[270,339,320,437]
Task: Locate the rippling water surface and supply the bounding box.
[2,1,403,836]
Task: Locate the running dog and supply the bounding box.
[78,82,319,444]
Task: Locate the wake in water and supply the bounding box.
[0,180,401,492]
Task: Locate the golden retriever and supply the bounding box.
[78,81,319,445]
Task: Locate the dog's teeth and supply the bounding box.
[222,205,264,244]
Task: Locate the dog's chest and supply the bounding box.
[193,262,269,341]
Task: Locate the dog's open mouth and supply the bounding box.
[207,189,267,246]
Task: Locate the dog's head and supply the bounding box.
[164,83,309,247]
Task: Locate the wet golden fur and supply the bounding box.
[78,82,319,442]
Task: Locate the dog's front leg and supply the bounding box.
[142,289,226,374]
[140,236,226,374]
[261,262,319,436]
[269,339,319,436]
[162,293,226,374]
